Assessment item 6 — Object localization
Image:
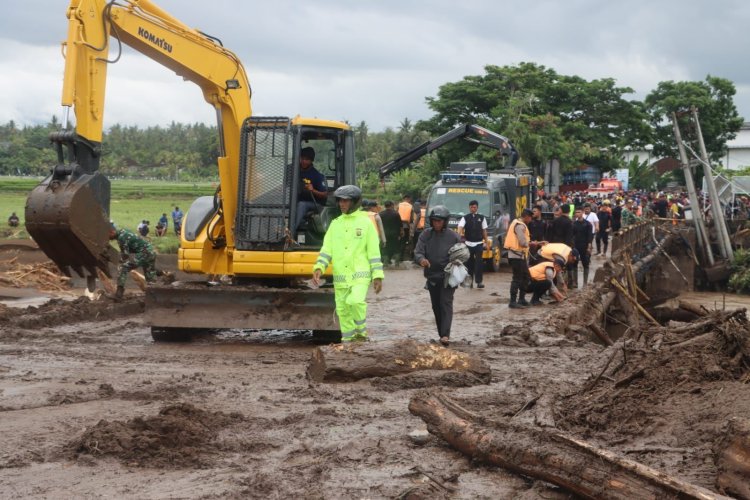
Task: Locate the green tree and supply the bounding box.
[420,62,650,174]
[644,76,743,164]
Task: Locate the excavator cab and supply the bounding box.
[233,116,355,250]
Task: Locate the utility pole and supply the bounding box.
[671,113,714,266]
[691,107,734,262]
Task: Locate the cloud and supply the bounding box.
[0,1,747,132]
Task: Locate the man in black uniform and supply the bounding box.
[457,200,489,288]
[548,204,573,246]
[547,204,574,288]
[611,199,623,233]
[379,200,402,266]
[527,206,548,265]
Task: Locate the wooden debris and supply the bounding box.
[129,270,148,291]
[409,392,730,500]
[0,261,72,292]
[306,339,491,383]
[610,278,660,326]
[716,418,750,499]
[96,268,117,295]
[678,300,709,317]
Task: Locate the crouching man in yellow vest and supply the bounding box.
[312,185,384,342]
[527,258,566,305]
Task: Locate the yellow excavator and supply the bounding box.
[25,0,355,340]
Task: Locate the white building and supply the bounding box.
[623,121,750,171]
[724,122,750,170]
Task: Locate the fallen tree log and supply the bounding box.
[306,340,491,383]
[409,392,728,500]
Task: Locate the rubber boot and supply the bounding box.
[583,267,589,287]
[115,285,125,300]
[603,242,608,256]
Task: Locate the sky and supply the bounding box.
[1,0,749,132]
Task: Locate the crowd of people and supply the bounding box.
[311,185,720,344]
[130,207,183,239]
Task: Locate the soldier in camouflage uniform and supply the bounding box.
[109,223,157,299]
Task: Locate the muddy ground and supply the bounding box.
[1,240,749,499]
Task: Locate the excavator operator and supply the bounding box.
[295,147,328,233]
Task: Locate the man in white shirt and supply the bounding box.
[457,200,489,289]
[583,203,599,236]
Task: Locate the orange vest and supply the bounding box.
[530,261,555,281]
[503,219,530,253]
[539,243,572,262]
[417,208,426,229]
[398,201,413,223]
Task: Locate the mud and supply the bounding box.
[557,309,750,490]
[71,403,245,468]
[1,242,749,498]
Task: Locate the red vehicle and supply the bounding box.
[587,178,623,195]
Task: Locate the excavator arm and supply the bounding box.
[25,0,251,279]
[378,123,519,178]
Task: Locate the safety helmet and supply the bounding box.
[428,205,450,221]
[333,185,362,214]
[602,199,611,205]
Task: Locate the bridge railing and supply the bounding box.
[610,220,655,259]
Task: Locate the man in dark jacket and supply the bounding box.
[548,204,573,247]
[414,205,462,345]
[379,200,402,265]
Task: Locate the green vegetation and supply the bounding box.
[729,248,750,294]
[0,177,215,253]
[0,64,743,200]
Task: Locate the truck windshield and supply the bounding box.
[428,187,491,216]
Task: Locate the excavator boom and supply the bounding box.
[26,0,251,279]
[379,124,519,178]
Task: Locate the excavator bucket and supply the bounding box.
[144,283,338,331]
[25,172,115,278]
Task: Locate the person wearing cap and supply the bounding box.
[108,223,157,300]
[504,208,535,309]
[527,258,566,305]
[295,146,328,232]
[621,199,639,227]
[312,185,383,342]
[414,205,462,345]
